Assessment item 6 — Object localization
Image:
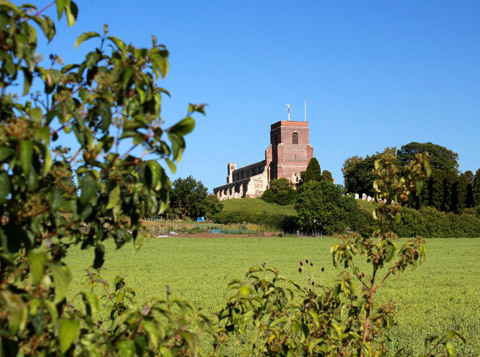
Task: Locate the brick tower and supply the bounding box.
[265,121,314,186]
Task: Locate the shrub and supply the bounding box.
[261,178,297,206]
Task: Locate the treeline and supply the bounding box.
[343,142,480,213]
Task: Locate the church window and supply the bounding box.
[292,132,298,144]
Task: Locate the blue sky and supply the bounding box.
[34,0,480,191]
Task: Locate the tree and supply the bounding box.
[465,170,475,208]
[342,154,378,196]
[321,169,334,183]
[296,180,358,235]
[300,157,321,183]
[169,176,209,219]
[475,169,480,207]
[397,142,459,172]
[201,194,223,219]
[0,2,208,354]
[261,178,297,206]
[430,169,447,211]
[444,170,459,212]
[456,173,468,212]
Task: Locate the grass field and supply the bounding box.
[65,237,480,355]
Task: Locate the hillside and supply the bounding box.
[221,198,297,216]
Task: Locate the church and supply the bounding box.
[213,120,314,200]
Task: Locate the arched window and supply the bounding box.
[292,132,298,144]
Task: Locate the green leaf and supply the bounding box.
[165,158,176,174]
[82,291,99,318]
[49,189,63,211]
[107,185,121,209]
[35,127,50,144]
[169,116,195,137]
[0,291,27,334]
[50,263,72,304]
[0,147,14,162]
[141,320,160,349]
[58,318,80,353]
[20,140,33,175]
[238,286,250,297]
[64,0,78,26]
[56,0,66,20]
[22,67,33,95]
[29,252,47,284]
[117,340,136,357]
[107,36,127,55]
[80,173,97,205]
[146,161,161,190]
[122,66,134,88]
[29,107,43,122]
[75,31,100,48]
[385,243,395,262]
[0,172,10,205]
[43,149,52,176]
[445,341,455,357]
[167,132,185,162]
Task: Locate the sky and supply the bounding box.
[32,0,480,191]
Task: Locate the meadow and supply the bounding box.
[65,236,480,355]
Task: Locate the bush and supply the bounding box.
[393,206,480,238]
[261,178,297,206]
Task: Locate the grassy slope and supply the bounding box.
[221,197,297,216]
[221,197,373,216]
[66,237,480,355]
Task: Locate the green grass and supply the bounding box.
[356,198,379,214]
[221,197,297,216]
[65,237,480,355]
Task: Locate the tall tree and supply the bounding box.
[465,170,475,208]
[321,169,334,183]
[443,170,459,212]
[430,169,446,211]
[456,173,468,212]
[474,169,480,207]
[397,142,459,172]
[301,157,321,183]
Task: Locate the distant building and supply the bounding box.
[213,120,314,200]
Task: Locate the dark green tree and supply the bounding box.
[456,173,468,212]
[300,157,321,183]
[261,178,297,206]
[342,154,378,197]
[474,169,480,207]
[430,169,447,211]
[465,170,475,208]
[321,169,334,183]
[170,176,209,219]
[296,180,358,235]
[397,142,459,172]
[444,170,459,212]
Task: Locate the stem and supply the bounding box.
[32,1,55,18]
[362,267,377,344]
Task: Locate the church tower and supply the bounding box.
[265,121,314,186]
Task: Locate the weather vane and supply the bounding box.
[286,104,292,121]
